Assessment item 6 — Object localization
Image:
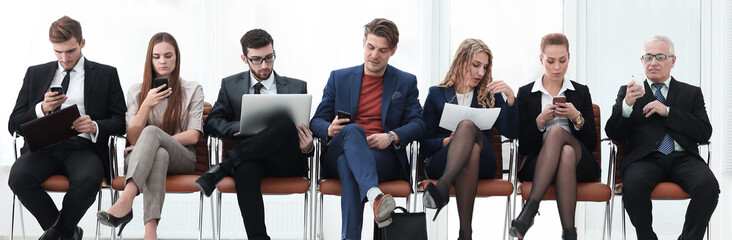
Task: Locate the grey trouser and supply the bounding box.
[125,126,196,223]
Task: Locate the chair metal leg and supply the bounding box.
[10,194,15,240]
[210,191,217,240]
[621,200,627,240]
[318,192,324,240]
[198,192,204,240]
[603,194,615,240]
[216,190,222,240]
[95,190,102,240]
[503,195,512,240]
[303,191,310,240]
[109,187,117,240]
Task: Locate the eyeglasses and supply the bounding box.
[642,53,674,61]
[246,53,276,65]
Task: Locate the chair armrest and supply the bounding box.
[313,137,323,184]
[601,138,618,189]
[504,139,519,193]
[409,141,418,194]
[12,132,23,162]
[107,135,127,181]
[698,142,711,166]
[207,136,223,167]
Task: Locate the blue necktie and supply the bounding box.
[653,83,674,155]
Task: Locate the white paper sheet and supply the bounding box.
[438,103,501,131]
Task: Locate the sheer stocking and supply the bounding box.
[436,120,483,239]
[527,127,582,230]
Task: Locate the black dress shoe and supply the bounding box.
[59,226,83,240]
[195,162,229,197]
[39,226,59,240]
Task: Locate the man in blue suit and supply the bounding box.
[310,18,425,240]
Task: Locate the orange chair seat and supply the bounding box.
[217,176,310,194]
[112,175,203,193]
[519,182,611,202]
[418,179,513,196]
[614,182,691,199]
[318,179,411,197]
[42,175,108,192]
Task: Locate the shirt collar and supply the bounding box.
[250,71,275,91]
[57,56,85,73]
[646,76,671,91]
[531,76,574,95]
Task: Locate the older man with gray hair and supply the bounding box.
[605,35,719,240]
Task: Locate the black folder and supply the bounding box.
[20,104,81,151]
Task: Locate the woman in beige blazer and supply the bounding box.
[97,32,204,240]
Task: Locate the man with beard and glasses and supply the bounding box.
[195,29,312,240]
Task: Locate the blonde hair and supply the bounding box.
[438,38,495,108]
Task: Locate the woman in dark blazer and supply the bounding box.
[509,33,599,240]
[420,38,518,240]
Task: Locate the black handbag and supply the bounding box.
[373,206,428,240]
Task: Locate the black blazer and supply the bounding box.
[203,70,311,158]
[8,60,127,180]
[516,80,597,160]
[419,85,519,158]
[605,78,712,174]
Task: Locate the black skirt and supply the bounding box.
[517,140,600,182]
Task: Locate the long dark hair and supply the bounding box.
[139,32,183,135]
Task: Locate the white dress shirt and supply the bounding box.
[34,56,99,142]
[530,76,578,140]
[249,72,277,95]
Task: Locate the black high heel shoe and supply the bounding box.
[509,198,540,238]
[562,228,577,240]
[97,210,133,236]
[423,182,449,221]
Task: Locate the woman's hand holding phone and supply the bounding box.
[142,84,172,109]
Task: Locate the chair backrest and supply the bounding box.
[416,127,504,183]
[191,102,212,175]
[592,104,602,176]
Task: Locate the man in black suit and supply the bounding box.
[605,35,718,240]
[195,29,312,240]
[7,16,126,240]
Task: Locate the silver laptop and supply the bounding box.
[235,94,312,136]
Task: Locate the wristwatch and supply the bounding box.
[573,114,583,125]
[387,131,396,144]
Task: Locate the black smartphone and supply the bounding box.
[153,77,169,92]
[337,110,352,125]
[50,85,64,95]
[552,96,566,105]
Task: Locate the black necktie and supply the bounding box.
[61,69,72,94]
[253,82,264,94]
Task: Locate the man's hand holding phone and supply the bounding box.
[328,110,352,137]
[625,75,645,106]
[41,85,67,114]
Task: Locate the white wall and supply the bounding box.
[0,0,729,239]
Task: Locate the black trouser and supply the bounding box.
[8,137,103,238]
[230,114,306,240]
[622,152,719,240]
